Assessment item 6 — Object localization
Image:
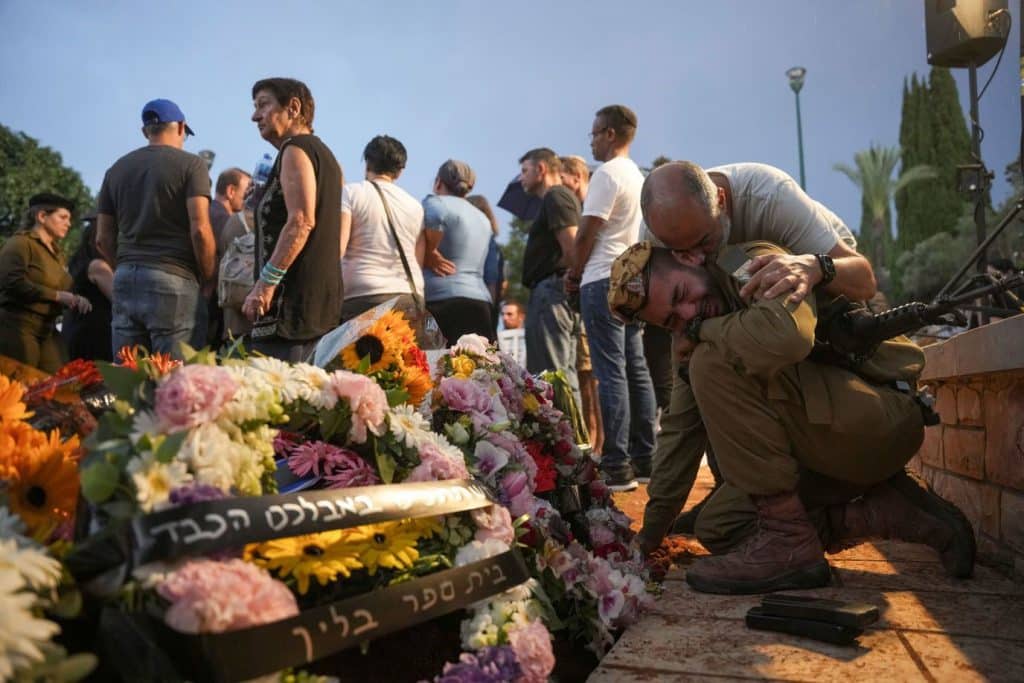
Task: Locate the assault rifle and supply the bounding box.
[819,271,1023,363]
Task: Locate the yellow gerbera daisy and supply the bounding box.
[403,365,433,406]
[246,530,364,594]
[4,430,80,536]
[350,519,426,575]
[0,375,32,423]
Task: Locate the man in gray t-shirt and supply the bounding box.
[97,98,215,359]
[634,160,878,556]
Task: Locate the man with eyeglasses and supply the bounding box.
[97,98,215,359]
[635,160,879,554]
[608,240,974,594]
[565,104,656,492]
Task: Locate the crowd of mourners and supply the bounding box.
[0,76,983,597]
[0,79,655,489]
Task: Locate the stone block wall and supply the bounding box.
[907,316,1024,577]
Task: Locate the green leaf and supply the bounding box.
[50,586,83,618]
[53,653,99,682]
[154,430,187,463]
[357,354,371,374]
[385,387,409,407]
[96,362,146,399]
[102,500,138,520]
[80,462,121,503]
[375,446,397,484]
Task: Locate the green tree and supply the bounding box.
[500,217,531,305]
[833,145,935,269]
[894,68,970,251]
[894,230,973,302]
[0,123,94,245]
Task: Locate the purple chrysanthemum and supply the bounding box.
[433,646,522,683]
[168,483,227,506]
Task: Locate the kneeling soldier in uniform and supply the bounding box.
[608,241,975,594]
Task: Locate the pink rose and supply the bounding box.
[158,559,297,633]
[472,504,515,545]
[155,365,238,432]
[506,620,555,683]
[325,370,387,443]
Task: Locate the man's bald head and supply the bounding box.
[641,161,727,261]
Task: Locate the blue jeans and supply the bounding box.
[112,264,200,360]
[525,274,581,407]
[581,278,656,471]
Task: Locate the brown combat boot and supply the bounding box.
[826,470,976,578]
[686,491,831,594]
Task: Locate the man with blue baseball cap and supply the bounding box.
[96,98,215,359]
[141,98,196,137]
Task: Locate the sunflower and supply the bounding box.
[0,376,32,423]
[350,519,427,575]
[403,364,434,406]
[3,430,80,536]
[246,530,364,594]
[340,316,404,374]
[377,310,417,345]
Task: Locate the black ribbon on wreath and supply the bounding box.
[68,479,532,681]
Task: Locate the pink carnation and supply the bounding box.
[438,377,492,415]
[472,504,515,544]
[325,370,387,443]
[157,559,297,633]
[155,365,238,432]
[407,440,470,482]
[506,620,555,683]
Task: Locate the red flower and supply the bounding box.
[525,440,558,494]
[403,346,430,374]
[25,358,103,402]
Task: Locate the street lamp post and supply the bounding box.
[786,66,807,191]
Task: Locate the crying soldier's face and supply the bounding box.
[640,261,724,336]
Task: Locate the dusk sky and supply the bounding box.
[1,1,1018,243]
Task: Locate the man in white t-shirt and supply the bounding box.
[340,135,425,323]
[566,104,656,492]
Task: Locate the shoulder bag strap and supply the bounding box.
[368,180,421,305]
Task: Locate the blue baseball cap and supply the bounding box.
[141,98,195,136]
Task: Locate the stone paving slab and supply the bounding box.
[594,613,927,681]
[589,541,1024,682]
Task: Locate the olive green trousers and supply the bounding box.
[641,343,925,552]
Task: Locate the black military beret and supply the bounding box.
[28,193,75,212]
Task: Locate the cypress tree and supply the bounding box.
[894,68,970,249]
[925,67,970,235]
[895,76,917,249]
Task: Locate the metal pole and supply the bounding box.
[794,90,806,191]
[967,62,987,273]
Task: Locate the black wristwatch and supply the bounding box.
[815,254,836,286]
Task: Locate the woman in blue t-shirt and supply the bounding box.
[421,160,495,343]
